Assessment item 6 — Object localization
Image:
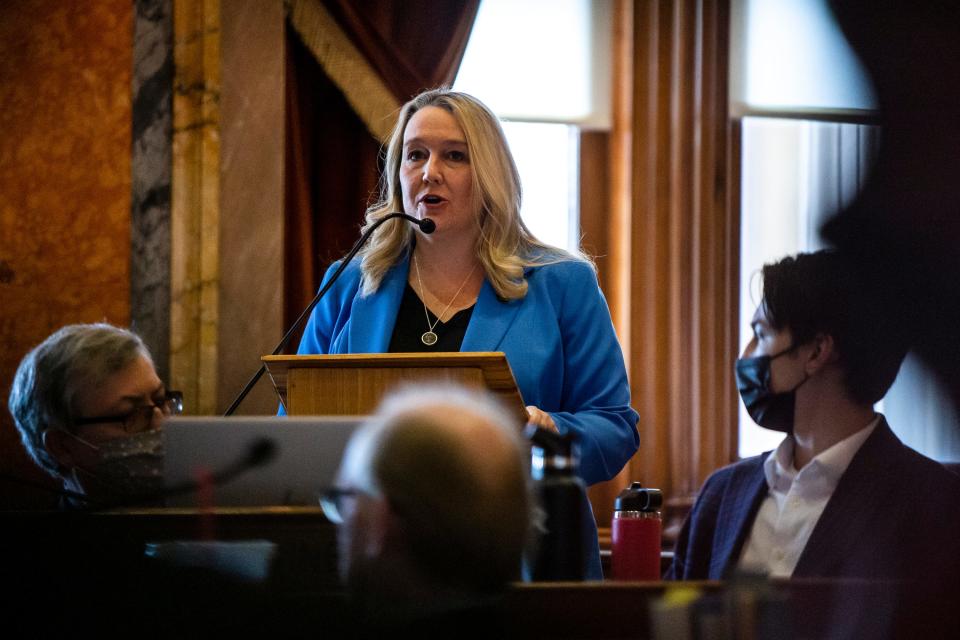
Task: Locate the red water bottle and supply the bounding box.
[610,482,663,580]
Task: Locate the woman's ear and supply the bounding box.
[42,426,99,472]
[42,428,74,470]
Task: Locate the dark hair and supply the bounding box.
[760,250,908,405]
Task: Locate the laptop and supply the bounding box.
[163,415,365,507]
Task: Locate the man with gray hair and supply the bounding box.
[8,323,181,506]
[320,383,533,636]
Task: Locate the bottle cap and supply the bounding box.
[525,425,580,477]
[524,423,573,457]
[614,481,663,512]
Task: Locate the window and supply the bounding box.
[738,117,878,455]
[499,122,580,251]
[454,0,611,253]
[733,0,960,461]
[730,0,877,117]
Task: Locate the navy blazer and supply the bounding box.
[667,418,960,583]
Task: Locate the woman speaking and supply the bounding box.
[296,88,639,578]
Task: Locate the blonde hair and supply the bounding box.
[358,88,585,299]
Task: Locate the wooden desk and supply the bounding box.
[504,581,704,638]
[1,510,929,639]
[503,578,908,639]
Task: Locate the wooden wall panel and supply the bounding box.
[171,0,286,416]
[606,0,736,515]
[579,131,611,289]
[0,2,133,507]
[218,0,285,414]
[170,0,221,415]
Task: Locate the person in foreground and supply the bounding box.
[8,322,181,507]
[321,384,532,637]
[667,250,960,635]
[297,87,639,577]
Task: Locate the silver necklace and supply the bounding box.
[413,254,477,346]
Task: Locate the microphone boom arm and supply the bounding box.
[223,212,432,416]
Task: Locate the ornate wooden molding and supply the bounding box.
[287,0,400,143]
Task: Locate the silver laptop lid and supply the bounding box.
[163,415,364,507]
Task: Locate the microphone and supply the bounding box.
[223,212,435,416]
[241,437,278,468]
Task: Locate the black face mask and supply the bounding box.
[735,344,808,434]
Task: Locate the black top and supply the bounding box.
[388,283,475,352]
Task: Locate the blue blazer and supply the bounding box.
[297,253,640,487]
[296,253,640,580]
[667,418,960,582]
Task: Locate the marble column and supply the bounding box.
[170,0,221,414]
[218,0,285,414]
[130,0,285,413]
[131,0,173,382]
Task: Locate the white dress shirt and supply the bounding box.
[738,415,881,577]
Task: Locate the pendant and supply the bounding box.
[421,331,438,346]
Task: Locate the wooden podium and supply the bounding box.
[262,352,528,424]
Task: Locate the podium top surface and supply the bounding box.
[262,352,527,423]
[264,351,509,369]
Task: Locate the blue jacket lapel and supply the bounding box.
[461,279,522,352]
[345,255,524,354]
[346,256,409,353]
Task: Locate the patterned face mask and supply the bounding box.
[66,429,165,503]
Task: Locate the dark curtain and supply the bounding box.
[283,0,481,343]
[320,0,480,101]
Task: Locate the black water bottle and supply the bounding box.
[527,425,585,581]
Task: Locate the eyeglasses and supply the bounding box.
[73,390,184,433]
[319,487,361,524]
